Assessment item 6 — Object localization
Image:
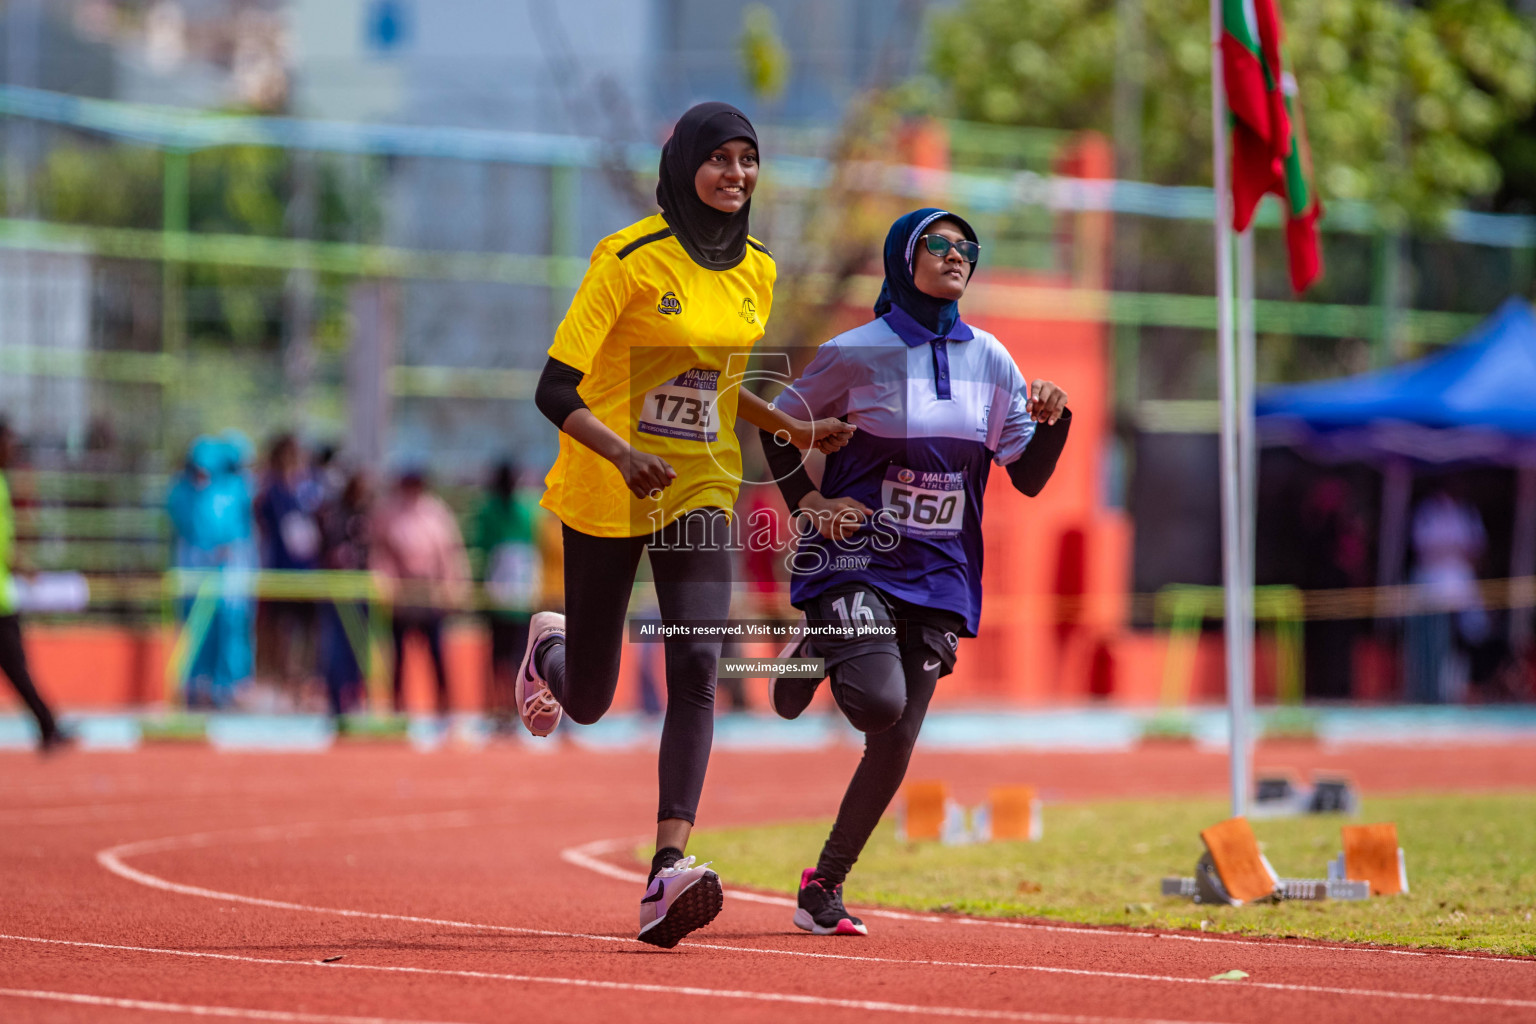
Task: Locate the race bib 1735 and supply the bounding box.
[638,368,721,442]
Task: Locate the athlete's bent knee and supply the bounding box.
[843,692,906,734]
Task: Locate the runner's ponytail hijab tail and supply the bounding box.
[656,102,759,271]
[873,208,979,337]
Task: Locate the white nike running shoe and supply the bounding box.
[637,855,724,948]
[514,611,565,737]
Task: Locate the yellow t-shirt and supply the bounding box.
[542,214,775,538]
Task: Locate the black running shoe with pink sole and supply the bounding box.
[793,868,868,936]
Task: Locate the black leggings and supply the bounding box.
[391,614,448,714]
[0,615,59,740]
[816,629,942,884]
[539,508,733,824]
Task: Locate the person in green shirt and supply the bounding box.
[0,422,68,753]
[472,460,540,733]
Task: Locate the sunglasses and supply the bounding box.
[919,234,980,262]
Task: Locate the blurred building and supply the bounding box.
[655,0,930,123]
[289,0,934,132]
[1,1,287,111]
[285,0,941,473]
[0,251,90,447]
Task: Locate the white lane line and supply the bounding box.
[0,936,1231,1024]
[0,987,478,1024]
[564,835,1536,966]
[93,821,1536,1010]
[0,796,255,827]
[97,813,633,948]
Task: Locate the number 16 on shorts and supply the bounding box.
[881,465,966,538]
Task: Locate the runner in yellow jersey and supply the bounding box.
[518,102,853,948]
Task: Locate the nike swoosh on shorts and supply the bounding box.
[923,658,941,671]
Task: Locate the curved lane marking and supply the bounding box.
[564,834,1536,967]
[97,813,632,947]
[0,938,1232,1024]
[0,987,479,1024]
[91,816,1536,1010]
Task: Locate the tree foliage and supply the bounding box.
[928,0,1536,222]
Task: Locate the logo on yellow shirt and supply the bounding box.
[658,291,682,315]
[739,298,758,324]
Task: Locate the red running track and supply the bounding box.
[3,741,1536,1024]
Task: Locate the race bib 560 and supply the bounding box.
[638,368,721,442]
[880,465,966,538]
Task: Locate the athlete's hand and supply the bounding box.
[1027,380,1068,425]
[812,418,856,454]
[778,417,856,453]
[797,492,871,542]
[616,448,677,499]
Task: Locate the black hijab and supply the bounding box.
[655,102,759,271]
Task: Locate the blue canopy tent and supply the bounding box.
[1256,297,1536,647]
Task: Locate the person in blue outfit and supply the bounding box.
[759,209,1071,937]
[166,435,256,708]
[254,433,322,703]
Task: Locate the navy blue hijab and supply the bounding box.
[873,208,979,337]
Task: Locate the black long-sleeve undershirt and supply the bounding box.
[758,407,1071,511]
[1005,407,1071,497]
[534,356,588,429]
[759,426,819,510]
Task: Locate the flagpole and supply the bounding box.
[1238,225,1258,732]
[1211,0,1250,818]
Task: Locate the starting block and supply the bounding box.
[1333,823,1409,895]
[973,786,1043,842]
[1160,816,1371,904]
[897,782,1043,844]
[1252,770,1359,818]
[896,781,968,843]
[1196,817,1279,904]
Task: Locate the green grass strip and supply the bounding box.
[696,792,1536,956]
[137,713,207,743]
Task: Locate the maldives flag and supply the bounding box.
[1281,80,1323,292]
[1221,0,1289,231]
[1221,0,1322,292]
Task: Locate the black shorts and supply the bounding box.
[801,583,963,678]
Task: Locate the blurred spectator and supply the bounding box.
[370,469,469,717]
[254,433,321,705]
[471,460,541,734]
[317,468,374,725]
[0,422,69,752]
[1298,476,1369,700]
[166,434,256,709]
[302,443,343,514]
[1406,485,1489,703]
